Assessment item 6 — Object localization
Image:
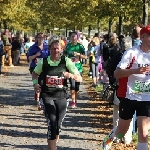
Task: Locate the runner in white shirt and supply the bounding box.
[113,25,150,150]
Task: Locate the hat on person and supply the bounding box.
[140,25,150,35]
[48,36,61,46]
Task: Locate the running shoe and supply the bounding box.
[101,127,117,150]
[9,65,14,67]
[0,74,4,77]
[101,135,113,150]
[70,101,76,108]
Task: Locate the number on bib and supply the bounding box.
[46,76,64,88]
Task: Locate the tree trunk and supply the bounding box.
[97,18,100,36]
[108,19,112,34]
[73,26,76,32]
[65,27,67,37]
[118,16,123,36]
[0,19,2,31]
[3,20,8,29]
[88,25,91,38]
[142,0,148,26]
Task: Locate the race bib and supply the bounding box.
[70,57,80,63]
[35,58,42,64]
[133,80,150,94]
[46,76,64,88]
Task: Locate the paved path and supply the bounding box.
[0,60,103,150]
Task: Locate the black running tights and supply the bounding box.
[41,92,67,140]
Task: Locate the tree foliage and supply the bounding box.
[0,0,149,33]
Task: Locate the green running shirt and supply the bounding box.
[65,42,85,72]
[34,56,79,75]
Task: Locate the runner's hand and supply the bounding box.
[74,75,82,82]
[63,72,74,79]
[34,84,41,93]
[36,52,41,57]
[74,52,80,56]
[134,67,150,74]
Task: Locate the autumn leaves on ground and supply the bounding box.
[82,65,150,150]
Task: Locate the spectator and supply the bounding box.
[132,25,142,46]
[90,37,100,87]
[11,37,21,66]
[2,31,13,67]
[0,34,4,76]
[24,36,34,55]
[82,35,89,64]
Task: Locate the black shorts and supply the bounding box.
[118,97,150,120]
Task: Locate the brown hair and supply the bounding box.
[108,37,117,46]
[35,32,43,39]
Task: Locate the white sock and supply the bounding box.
[137,142,148,150]
[36,98,40,105]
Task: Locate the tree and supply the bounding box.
[142,0,149,26]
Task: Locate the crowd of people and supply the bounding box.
[0,25,150,150]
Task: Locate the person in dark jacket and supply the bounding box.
[106,37,120,85]
[0,34,4,76]
[11,37,21,65]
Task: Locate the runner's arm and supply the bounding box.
[32,59,43,84]
[114,67,150,78]
[114,48,150,78]
[114,68,134,78]
[79,53,87,59]
[28,53,41,61]
[65,57,82,82]
[32,72,41,93]
[27,46,41,61]
[79,44,87,59]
